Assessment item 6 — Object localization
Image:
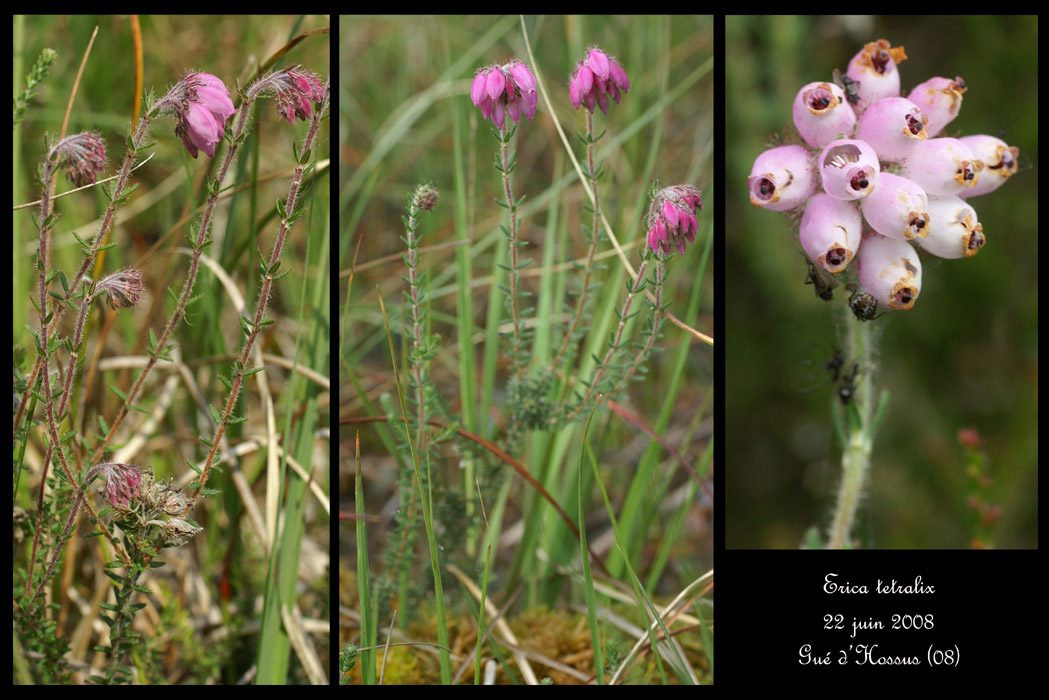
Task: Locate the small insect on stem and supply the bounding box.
[832,68,861,107]
[837,362,860,405]
[846,283,885,322]
[801,252,839,301]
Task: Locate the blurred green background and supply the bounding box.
[725,15,1037,548]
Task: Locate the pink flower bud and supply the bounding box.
[957,134,1019,197]
[470,72,487,105]
[799,193,862,273]
[746,144,819,211]
[818,139,879,200]
[97,462,147,511]
[898,137,983,196]
[845,39,908,115]
[791,81,856,149]
[486,68,506,101]
[907,76,966,137]
[854,232,922,311]
[855,96,929,162]
[588,48,611,81]
[508,61,536,93]
[860,172,930,240]
[916,195,985,259]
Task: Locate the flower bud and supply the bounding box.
[799,192,862,273]
[569,47,628,114]
[645,184,702,256]
[818,139,879,200]
[916,195,985,259]
[412,183,440,212]
[747,144,818,211]
[854,232,922,310]
[96,269,144,309]
[855,96,928,162]
[957,134,1019,197]
[907,76,966,137]
[49,132,107,187]
[792,81,856,149]
[860,172,930,240]
[96,462,148,511]
[898,137,983,197]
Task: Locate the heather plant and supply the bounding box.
[726,16,1036,549]
[13,15,330,684]
[343,15,713,685]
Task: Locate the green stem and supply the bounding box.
[826,308,877,549]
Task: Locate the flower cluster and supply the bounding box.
[569,46,630,114]
[470,61,538,129]
[259,65,326,125]
[169,72,237,159]
[748,39,1020,313]
[50,132,107,187]
[646,184,703,256]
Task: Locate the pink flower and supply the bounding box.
[747,144,819,211]
[792,81,855,149]
[799,193,862,273]
[817,139,879,200]
[49,132,106,187]
[171,72,236,159]
[645,184,703,256]
[471,60,538,129]
[569,46,629,114]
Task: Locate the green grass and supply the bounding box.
[342,14,713,685]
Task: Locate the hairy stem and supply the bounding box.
[499,125,525,381]
[193,79,330,499]
[563,256,652,424]
[549,110,602,376]
[827,310,877,549]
